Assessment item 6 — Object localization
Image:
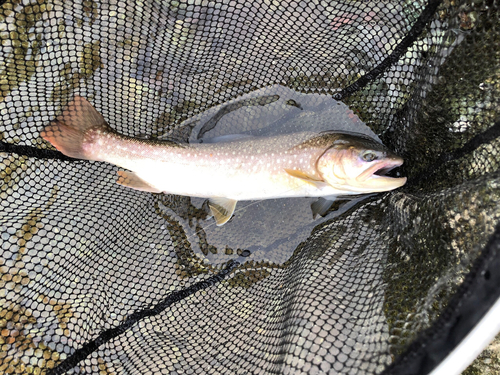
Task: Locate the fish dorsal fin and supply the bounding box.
[208,197,237,226]
[201,134,254,144]
[285,169,325,188]
[116,170,162,193]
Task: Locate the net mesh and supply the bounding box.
[1,0,500,374]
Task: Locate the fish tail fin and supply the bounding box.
[40,96,111,160]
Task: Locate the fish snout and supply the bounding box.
[355,157,406,191]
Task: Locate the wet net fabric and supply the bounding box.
[1,0,500,374]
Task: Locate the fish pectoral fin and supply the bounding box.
[208,197,237,226]
[116,170,162,193]
[285,169,325,188]
[311,197,335,219]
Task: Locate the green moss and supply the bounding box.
[383,177,500,356]
[463,333,500,375]
[0,0,51,102]
[386,1,500,184]
[0,187,73,374]
[51,41,104,102]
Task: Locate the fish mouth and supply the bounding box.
[357,158,407,190]
[374,160,402,177]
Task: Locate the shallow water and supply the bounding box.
[155,85,382,267]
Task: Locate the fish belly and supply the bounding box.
[127,158,315,200]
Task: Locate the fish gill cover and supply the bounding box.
[0,0,500,374]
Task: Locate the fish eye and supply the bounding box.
[361,151,378,162]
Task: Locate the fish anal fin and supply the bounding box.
[285,168,324,188]
[208,197,237,226]
[116,170,162,193]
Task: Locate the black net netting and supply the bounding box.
[1,0,500,374]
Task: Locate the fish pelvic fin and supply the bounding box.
[208,197,237,226]
[116,171,162,193]
[284,168,325,188]
[40,96,112,160]
[311,197,335,219]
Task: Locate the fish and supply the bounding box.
[40,96,407,226]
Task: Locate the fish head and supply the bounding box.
[316,133,407,193]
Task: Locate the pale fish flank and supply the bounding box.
[41,96,407,226]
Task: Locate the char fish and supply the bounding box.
[41,96,406,225]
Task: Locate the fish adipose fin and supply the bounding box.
[40,96,112,160]
[208,197,237,226]
[284,169,325,188]
[116,170,162,193]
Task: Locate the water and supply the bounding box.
[155,85,381,267]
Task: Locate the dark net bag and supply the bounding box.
[1,0,500,374]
